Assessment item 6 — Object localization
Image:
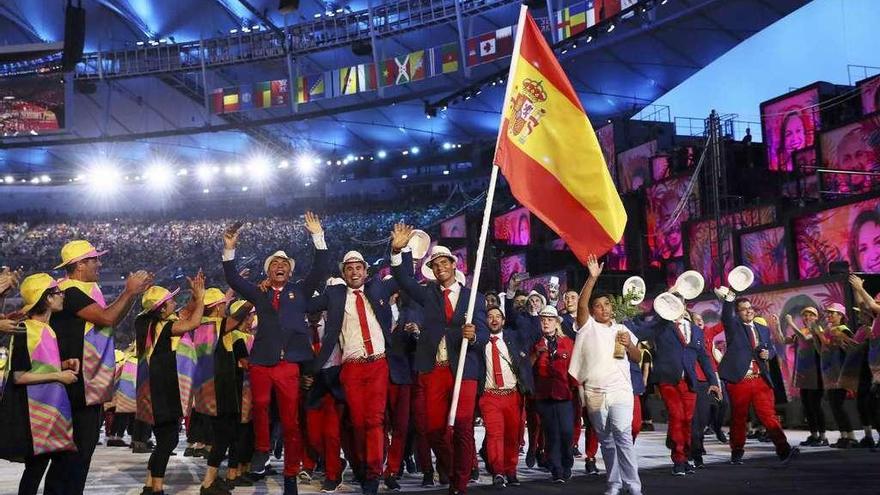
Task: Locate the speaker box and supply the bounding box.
[351,40,372,57]
[62,3,86,72]
[279,0,300,13]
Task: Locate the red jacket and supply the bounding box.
[532,334,576,401]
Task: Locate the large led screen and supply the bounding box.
[646,175,698,266]
[440,214,467,239]
[739,226,789,286]
[818,115,880,196]
[761,87,821,172]
[499,253,527,288]
[494,207,531,246]
[860,74,880,115]
[617,140,656,192]
[0,71,65,133]
[795,196,880,277]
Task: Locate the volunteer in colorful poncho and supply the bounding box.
[227,300,258,481]
[192,288,254,494]
[135,273,206,495]
[50,240,153,492]
[1,274,79,495]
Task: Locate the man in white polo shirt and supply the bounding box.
[569,255,642,495]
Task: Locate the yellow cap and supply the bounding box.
[139,286,179,315]
[54,240,108,270]
[230,299,250,315]
[753,316,767,326]
[20,273,59,313]
[203,288,230,308]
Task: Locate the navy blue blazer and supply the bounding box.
[630,360,646,395]
[306,276,399,375]
[719,300,776,386]
[627,315,719,389]
[305,366,345,409]
[223,249,329,366]
[387,300,423,385]
[478,309,542,395]
[560,313,578,340]
[392,251,489,380]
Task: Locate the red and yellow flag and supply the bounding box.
[494,9,626,262]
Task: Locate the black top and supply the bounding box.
[51,287,97,409]
[136,315,182,424]
[214,329,248,416]
[0,333,35,459]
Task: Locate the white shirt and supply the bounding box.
[569,316,636,394]
[340,287,386,361]
[310,318,341,369]
[676,319,691,344]
[484,331,517,390]
[436,282,461,363]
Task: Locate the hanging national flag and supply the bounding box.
[394,54,410,85]
[381,58,399,87]
[239,85,253,111]
[466,26,516,67]
[357,63,378,92]
[222,87,239,113]
[584,1,597,28]
[336,67,358,96]
[479,32,497,61]
[496,26,514,57]
[253,81,271,108]
[494,9,626,261]
[439,42,459,73]
[210,89,223,114]
[270,79,289,106]
[555,7,572,40]
[409,50,426,81]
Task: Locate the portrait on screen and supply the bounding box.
[761,87,821,172]
[440,214,467,239]
[651,154,671,181]
[0,72,65,133]
[819,115,880,196]
[494,207,531,246]
[795,196,880,278]
[690,280,846,399]
[499,253,527,288]
[739,226,789,286]
[617,140,657,193]
[453,247,469,275]
[646,176,698,266]
[688,206,776,288]
[860,74,880,115]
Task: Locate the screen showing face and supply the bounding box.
[795,196,880,277]
[761,87,821,172]
[617,140,657,192]
[494,207,531,246]
[819,115,880,196]
[0,71,65,133]
[452,247,468,275]
[689,280,845,398]
[596,123,616,183]
[860,74,880,115]
[740,226,789,286]
[646,176,698,265]
[499,253,527,288]
[651,154,671,182]
[440,215,467,239]
[688,206,776,288]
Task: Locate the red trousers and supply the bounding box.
[659,380,697,463]
[340,359,389,481]
[419,366,477,493]
[411,377,433,473]
[250,362,301,476]
[582,394,642,459]
[306,395,343,481]
[479,391,523,477]
[727,377,791,457]
[571,395,582,448]
[385,383,412,477]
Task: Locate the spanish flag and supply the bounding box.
[494,8,626,262]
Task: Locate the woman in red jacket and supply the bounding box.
[531,305,577,483]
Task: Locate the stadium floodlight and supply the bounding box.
[442,142,452,150]
[40,175,51,183]
[410,146,420,155]
[3,175,13,184]
[177,168,188,176]
[145,163,174,191]
[401,174,408,179]
[30,177,40,184]
[443,170,450,175]
[377,150,387,159]
[296,155,315,174]
[203,188,210,194]
[241,186,249,192]
[248,156,271,182]
[279,160,290,169]
[196,165,213,183]
[224,165,243,177]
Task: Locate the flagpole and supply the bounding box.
[447,3,530,428]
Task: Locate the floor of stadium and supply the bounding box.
[2,427,877,494]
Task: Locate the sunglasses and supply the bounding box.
[46,289,63,296]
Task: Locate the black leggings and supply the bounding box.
[827,388,853,432]
[208,414,241,468]
[236,421,254,466]
[133,418,153,443]
[18,453,71,495]
[801,388,826,434]
[188,411,213,445]
[148,421,180,478]
[111,412,133,437]
[856,359,874,427]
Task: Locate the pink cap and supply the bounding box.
[825,303,846,315]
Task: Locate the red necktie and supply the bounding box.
[354,290,375,356]
[489,336,505,388]
[443,288,454,323]
[311,323,321,355]
[676,321,688,346]
[272,289,281,312]
[747,323,760,374]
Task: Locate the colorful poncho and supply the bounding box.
[113,353,138,414]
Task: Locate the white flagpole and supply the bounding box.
[447,3,530,428]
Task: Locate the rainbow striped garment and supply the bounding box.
[21,320,75,455]
[192,317,224,416]
[113,353,138,414]
[57,278,116,406]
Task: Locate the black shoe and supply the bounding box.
[297,471,312,484]
[585,458,599,475]
[200,481,231,495]
[362,479,380,495]
[218,479,235,491]
[800,436,817,447]
[471,467,480,482]
[815,437,830,447]
[758,433,772,443]
[438,470,450,485]
[405,456,416,474]
[421,473,436,488]
[106,438,128,447]
[525,451,536,468]
[859,436,876,449]
[321,479,341,493]
[284,476,299,495]
[746,431,759,440]
[384,477,401,492]
[196,447,210,458]
[641,422,655,432]
[716,431,728,443]
[507,475,520,486]
[730,451,744,465]
[184,447,197,457]
[147,441,155,449]
[572,446,583,458]
[685,462,696,474]
[232,476,254,487]
[132,442,152,454]
[693,455,704,469]
[551,476,565,484]
[780,446,800,466]
[493,474,507,489]
[274,441,284,460]
[562,469,572,481]
[672,463,686,476]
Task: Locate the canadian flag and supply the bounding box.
[479,33,497,59]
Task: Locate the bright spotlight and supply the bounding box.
[442,142,452,150]
[400,174,408,179]
[279,160,290,169]
[3,175,13,184]
[224,165,243,177]
[248,156,271,182]
[377,150,387,159]
[296,155,315,174]
[40,174,51,183]
[241,186,249,192]
[86,163,122,195]
[145,163,174,190]
[30,177,40,184]
[196,165,213,183]
[410,146,420,155]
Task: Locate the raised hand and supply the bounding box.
[304,211,323,235]
[223,225,241,250]
[586,254,604,279]
[849,274,864,290]
[125,270,153,294]
[390,222,414,252]
[0,267,21,296]
[238,268,251,279]
[507,272,524,293]
[257,278,272,293]
[188,270,206,299]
